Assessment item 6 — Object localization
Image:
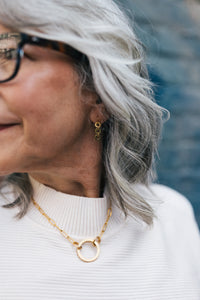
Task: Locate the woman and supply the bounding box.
[0,0,199,299]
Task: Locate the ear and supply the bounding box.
[89,99,110,124]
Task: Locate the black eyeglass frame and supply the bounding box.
[0,32,86,83]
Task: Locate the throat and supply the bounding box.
[29,168,104,198]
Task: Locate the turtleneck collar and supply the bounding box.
[25,177,126,239]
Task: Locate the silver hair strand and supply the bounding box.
[0,0,168,225]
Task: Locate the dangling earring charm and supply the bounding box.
[95,122,102,141]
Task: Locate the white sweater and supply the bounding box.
[0,178,200,300]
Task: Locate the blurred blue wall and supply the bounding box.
[115,0,200,227]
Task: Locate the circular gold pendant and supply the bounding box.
[76,239,100,263]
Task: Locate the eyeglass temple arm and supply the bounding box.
[20,33,85,61]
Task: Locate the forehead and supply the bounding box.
[0,23,12,34]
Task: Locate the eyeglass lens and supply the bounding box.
[0,34,20,82]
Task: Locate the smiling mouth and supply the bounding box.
[0,124,20,131]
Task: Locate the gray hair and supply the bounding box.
[0,0,167,225]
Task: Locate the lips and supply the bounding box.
[0,111,22,131]
[0,124,20,131]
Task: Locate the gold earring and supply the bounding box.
[95,122,102,141]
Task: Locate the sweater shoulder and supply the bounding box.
[150,183,194,217]
[148,184,200,239]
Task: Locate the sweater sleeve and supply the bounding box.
[151,184,197,217]
[150,184,200,280]
[151,184,200,237]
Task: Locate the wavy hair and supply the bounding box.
[0,0,167,225]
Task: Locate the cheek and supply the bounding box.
[6,64,88,151]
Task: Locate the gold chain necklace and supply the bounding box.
[32,198,112,263]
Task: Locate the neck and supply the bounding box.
[30,166,103,198]
[29,142,104,198]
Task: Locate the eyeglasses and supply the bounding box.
[0,32,85,83]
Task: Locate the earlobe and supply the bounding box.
[89,102,110,124]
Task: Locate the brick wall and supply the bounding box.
[115,0,200,227]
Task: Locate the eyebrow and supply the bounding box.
[0,32,21,41]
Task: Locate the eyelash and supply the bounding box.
[23,51,36,61]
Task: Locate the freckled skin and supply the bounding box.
[0,24,107,197]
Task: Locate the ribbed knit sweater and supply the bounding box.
[0,178,200,300]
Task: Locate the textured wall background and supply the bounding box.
[115,0,200,227]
